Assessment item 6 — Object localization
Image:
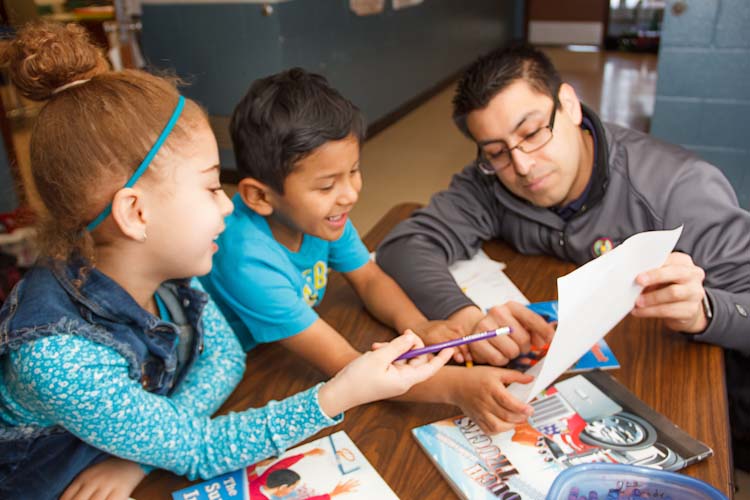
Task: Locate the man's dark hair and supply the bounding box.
[265,468,301,488]
[230,68,366,193]
[452,43,562,138]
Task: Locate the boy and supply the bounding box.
[203,68,541,433]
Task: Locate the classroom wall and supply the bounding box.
[0,135,18,213]
[650,0,750,209]
[139,0,519,168]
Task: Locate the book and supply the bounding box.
[412,371,713,500]
[172,430,399,500]
[449,251,620,373]
[508,339,621,373]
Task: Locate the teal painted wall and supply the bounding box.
[651,0,750,209]
[140,0,518,168]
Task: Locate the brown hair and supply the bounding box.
[0,21,207,263]
[453,43,562,139]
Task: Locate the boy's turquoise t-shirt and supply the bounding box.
[203,194,370,351]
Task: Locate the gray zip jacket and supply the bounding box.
[377,106,750,355]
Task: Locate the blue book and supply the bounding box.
[569,339,620,373]
[508,339,620,374]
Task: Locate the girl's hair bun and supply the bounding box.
[1,21,110,101]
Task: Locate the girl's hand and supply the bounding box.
[60,457,146,500]
[318,331,452,417]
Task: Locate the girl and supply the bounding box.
[0,22,451,500]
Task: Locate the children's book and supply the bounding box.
[412,371,713,500]
[449,250,620,373]
[509,339,621,373]
[172,431,399,500]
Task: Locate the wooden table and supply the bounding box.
[134,203,733,499]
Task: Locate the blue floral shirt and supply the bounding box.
[0,279,341,480]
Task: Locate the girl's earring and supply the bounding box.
[141,230,147,243]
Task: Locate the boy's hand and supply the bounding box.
[453,302,555,366]
[409,320,468,363]
[60,457,146,500]
[449,365,534,434]
[632,252,709,333]
[318,331,453,417]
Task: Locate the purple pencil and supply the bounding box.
[394,327,512,361]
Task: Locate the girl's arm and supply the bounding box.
[6,334,340,480]
[7,330,449,481]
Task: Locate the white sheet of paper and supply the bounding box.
[507,226,683,403]
[448,250,529,310]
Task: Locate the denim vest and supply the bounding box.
[0,259,207,499]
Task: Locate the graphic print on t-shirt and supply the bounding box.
[302,261,328,306]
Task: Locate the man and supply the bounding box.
[376,44,750,467]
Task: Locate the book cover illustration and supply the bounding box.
[172,431,399,500]
[412,371,712,500]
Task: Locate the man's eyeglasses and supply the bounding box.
[475,95,558,175]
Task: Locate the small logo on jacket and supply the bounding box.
[592,237,614,257]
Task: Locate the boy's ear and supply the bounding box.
[238,178,274,216]
[110,187,148,242]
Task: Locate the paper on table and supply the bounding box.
[448,249,529,310]
[507,226,683,403]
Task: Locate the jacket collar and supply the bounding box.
[580,104,610,211]
[51,257,179,331]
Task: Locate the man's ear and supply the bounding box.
[110,187,148,242]
[238,178,275,216]
[558,83,583,126]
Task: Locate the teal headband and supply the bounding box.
[86,95,186,232]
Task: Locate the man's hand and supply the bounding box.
[449,365,535,434]
[60,457,146,500]
[452,302,555,366]
[410,320,468,363]
[632,252,709,333]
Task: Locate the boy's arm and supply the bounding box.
[279,317,533,434]
[343,261,427,333]
[397,364,534,434]
[343,261,468,360]
[280,318,360,376]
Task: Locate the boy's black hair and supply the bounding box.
[230,68,366,194]
[265,468,301,488]
[452,43,562,138]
